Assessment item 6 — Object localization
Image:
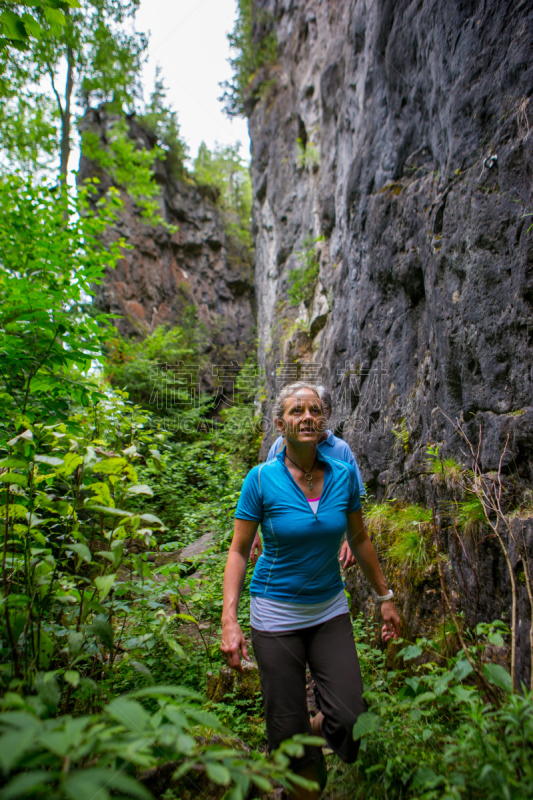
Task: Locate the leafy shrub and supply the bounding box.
[0,175,123,431]
[139,66,189,177]
[104,315,208,413]
[365,501,433,571]
[219,0,278,117]
[193,142,252,249]
[327,616,533,800]
[0,685,314,800]
[81,119,166,222]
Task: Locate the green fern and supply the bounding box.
[456,495,487,536]
[392,419,410,453]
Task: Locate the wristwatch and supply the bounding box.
[377,590,394,602]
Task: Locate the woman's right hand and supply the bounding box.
[220,618,250,672]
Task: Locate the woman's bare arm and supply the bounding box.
[221,518,259,671]
[346,510,401,640]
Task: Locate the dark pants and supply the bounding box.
[251,613,366,773]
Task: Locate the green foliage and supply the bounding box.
[0,69,59,176]
[138,66,188,178]
[426,443,463,487]
[0,394,169,684]
[365,501,433,571]
[511,488,533,519]
[327,617,533,800]
[194,141,252,249]
[219,0,278,117]
[137,440,247,546]
[0,174,124,430]
[104,315,208,412]
[76,7,147,113]
[0,1,74,53]
[0,0,149,177]
[455,494,487,536]
[392,418,410,453]
[297,136,320,170]
[81,118,167,222]
[287,235,325,308]
[0,684,310,799]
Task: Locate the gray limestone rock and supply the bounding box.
[78,107,256,386]
[247,0,533,685]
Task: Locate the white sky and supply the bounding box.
[136,0,250,164]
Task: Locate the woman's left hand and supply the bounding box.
[380,600,401,642]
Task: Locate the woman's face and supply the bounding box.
[276,389,324,444]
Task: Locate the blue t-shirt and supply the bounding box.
[266,431,365,497]
[236,447,362,604]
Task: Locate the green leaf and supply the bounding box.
[21,13,42,39]
[130,685,202,700]
[107,697,150,732]
[96,551,115,564]
[0,459,27,469]
[68,631,84,657]
[106,773,152,800]
[205,763,231,785]
[92,457,127,474]
[175,613,198,624]
[0,473,26,487]
[398,644,423,661]
[483,662,512,692]
[64,771,111,800]
[0,11,27,41]
[222,788,243,800]
[36,632,55,669]
[0,503,28,520]
[0,771,53,799]
[7,430,33,446]
[126,484,154,496]
[34,672,60,713]
[34,454,64,466]
[412,767,444,789]
[64,670,80,687]
[87,504,132,518]
[0,727,36,772]
[139,512,167,529]
[130,661,154,684]
[68,543,92,563]
[186,708,224,729]
[292,734,325,746]
[454,658,474,681]
[94,573,116,601]
[250,775,271,791]
[89,619,114,650]
[163,636,185,657]
[413,692,436,706]
[352,711,381,740]
[43,6,66,34]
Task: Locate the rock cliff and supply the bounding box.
[78,107,255,390]
[247,0,533,681]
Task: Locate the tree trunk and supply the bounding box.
[59,47,74,179]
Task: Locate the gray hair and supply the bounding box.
[273,381,323,420]
[317,385,333,413]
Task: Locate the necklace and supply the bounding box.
[285,452,318,490]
